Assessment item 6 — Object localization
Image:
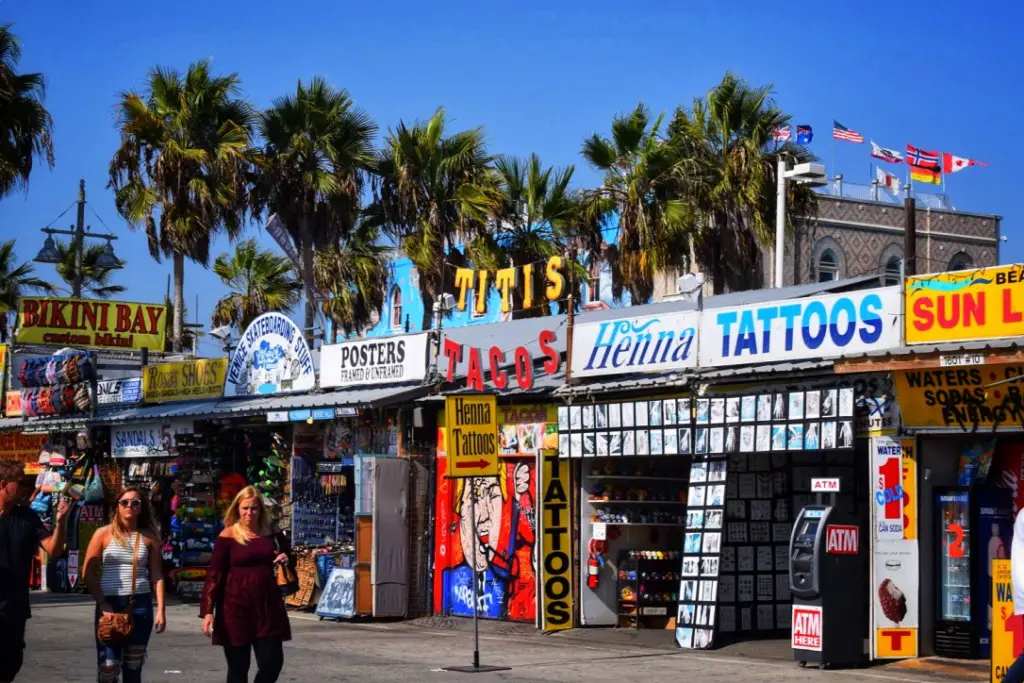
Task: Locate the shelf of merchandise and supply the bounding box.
[589,500,688,505]
[617,554,682,629]
[586,476,689,482]
[596,522,685,527]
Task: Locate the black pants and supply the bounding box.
[0,617,27,682]
[223,638,283,683]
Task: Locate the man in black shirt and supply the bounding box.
[0,460,70,682]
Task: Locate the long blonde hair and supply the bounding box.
[222,486,271,544]
[110,486,157,545]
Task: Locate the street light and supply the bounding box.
[774,161,827,288]
[34,179,122,298]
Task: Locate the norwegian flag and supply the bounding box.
[942,153,988,173]
[772,126,791,142]
[906,144,940,169]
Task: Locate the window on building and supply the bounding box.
[389,286,402,329]
[948,252,974,272]
[817,249,839,282]
[883,257,902,286]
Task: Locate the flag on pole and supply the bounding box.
[796,125,813,144]
[942,152,988,173]
[832,121,864,143]
[870,141,903,164]
[906,144,942,185]
[772,126,791,142]
[876,166,900,195]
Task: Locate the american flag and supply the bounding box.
[906,144,940,168]
[832,121,864,143]
[772,126,791,141]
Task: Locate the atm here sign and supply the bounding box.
[826,525,859,554]
[792,605,823,651]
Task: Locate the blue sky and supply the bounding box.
[1,1,1019,355]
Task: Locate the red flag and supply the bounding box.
[942,153,987,174]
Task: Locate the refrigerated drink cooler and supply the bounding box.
[934,487,1013,659]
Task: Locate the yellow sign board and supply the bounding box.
[894,363,1024,429]
[541,449,573,630]
[444,395,499,478]
[992,559,1023,682]
[5,389,22,417]
[906,265,1024,344]
[901,438,917,541]
[16,297,168,351]
[143,358,227,403]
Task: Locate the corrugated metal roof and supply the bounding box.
[837,338,1024,362]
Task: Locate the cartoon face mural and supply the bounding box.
[435,456,537,621]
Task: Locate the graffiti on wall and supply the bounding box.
[435,445,537,621]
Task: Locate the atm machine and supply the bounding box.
[790,504,868,669]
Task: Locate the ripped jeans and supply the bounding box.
[94,593,153,683]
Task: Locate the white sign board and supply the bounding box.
[939,353,985,367]
[225,312,315,397]
[111,420,193,458]
[698,288,902,368]
[320,333,429,388]
[96,377,143,405]
[811,477,841,493]
[571,311,699,378]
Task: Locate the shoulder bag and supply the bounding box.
[272,535,298,597]
[96,533,141,644]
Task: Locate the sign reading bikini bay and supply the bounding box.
[572,311,699,377]
[699,288,902,367]
[225,313,315,396]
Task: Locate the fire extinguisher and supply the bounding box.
[588,539,607,589]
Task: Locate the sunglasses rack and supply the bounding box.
[289,421,356,554]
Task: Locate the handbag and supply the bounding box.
[96,533,141,644]
[84,464,105,504]
[272,535,298,597]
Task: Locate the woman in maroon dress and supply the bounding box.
[200,486,293,683]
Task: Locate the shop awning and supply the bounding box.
[834,338,1024,374]
[0,381,431,431]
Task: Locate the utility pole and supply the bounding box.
[73,179,86,298]
[904,189,917,277]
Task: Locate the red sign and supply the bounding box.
[792,605,823,651]
[826,525,860,554]
[443,329,560,392]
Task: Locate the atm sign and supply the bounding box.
[826,525,859,554]
[792,605,823,651]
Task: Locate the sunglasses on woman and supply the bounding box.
[118,499,142,508]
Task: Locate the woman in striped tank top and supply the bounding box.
[84,487,166,683]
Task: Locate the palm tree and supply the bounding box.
[161,295,195,354]
[109,60,256,351]
[314,222,390,340]
[581,103,693,304]
[0,239,55,341]
[373,108,493,329]
[251,78,377,346]
[211,238,302,333]
[459,153,599,317]
[0,24,54,199]
[668,72,817,293]
[53,239,125,298]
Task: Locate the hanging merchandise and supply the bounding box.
[18,351,94,417]
[245,431,290,523]
[167,433,222,600]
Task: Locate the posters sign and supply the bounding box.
[894,363,1024,430]
[872,436,919,659]
[225,313,315,397]
[16,297,167,351]
[571,311,699,378]
[320,334,429,388]
[96,378,142,405]
[792,605,823,651]
[699,288,902,368]
[905,265,1024,345]
[143,358,227,403]
[444,395,499,478]
[111,420,193,458]
[992,559,1023,682]
[541,450,572,630]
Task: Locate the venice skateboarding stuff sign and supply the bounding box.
[445,395,499,478]
[225,312,315,397]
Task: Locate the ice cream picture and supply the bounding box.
[878,578,907,624]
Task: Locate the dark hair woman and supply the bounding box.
[84,486,166,683]
[200,486,293,683]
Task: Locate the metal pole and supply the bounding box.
[469,477,480,669]
[565,245,577,382]
[904,191,917,278]
[73,179,86,298]
[774,158,787,288]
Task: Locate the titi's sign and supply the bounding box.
[16,297,167,351]
[453,256,567,315]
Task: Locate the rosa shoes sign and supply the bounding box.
[320,334,428,388]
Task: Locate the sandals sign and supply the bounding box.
[16,296,168,351]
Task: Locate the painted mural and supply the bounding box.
[434,423,539,621]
